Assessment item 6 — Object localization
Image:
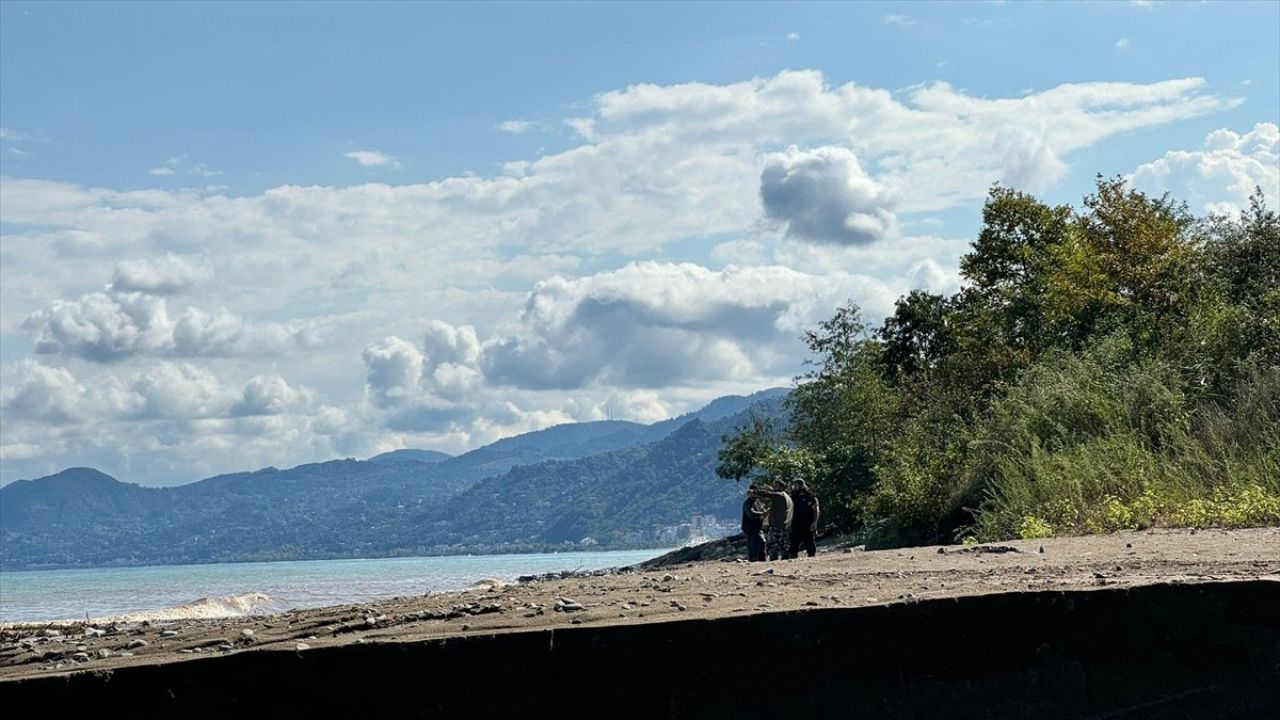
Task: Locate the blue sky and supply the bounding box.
[2,1,1277,485]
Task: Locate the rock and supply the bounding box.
[217,643,234,652]
[84,627,106,638]
[160,630,179,638]
[75,644,88,652]
[804,601,820,606]
[178,649,195,654]
[96,648,112,659]
[119,652,135,658]
[754,568,776,575]
[295,642,310,651]
[553,598,585,613]
[937,547,947,554]
[570,618,583,625]
[620,603,633,611]
[240,629,256,638]
[662,574,676,582]
[1039,545,1045,554]
[71,652,90,662]
[127,639,148,649]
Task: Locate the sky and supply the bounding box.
[1,0,1277,486]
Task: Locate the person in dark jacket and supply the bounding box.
[741,486,767,561]
[788,479,820,559]
[760,480,793,562]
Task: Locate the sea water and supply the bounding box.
[0,548,671,624]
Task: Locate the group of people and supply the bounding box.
[740,479,820,562]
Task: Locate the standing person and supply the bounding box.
[789,479,820,559]
[761,480,793,562]
[740,486,767,562]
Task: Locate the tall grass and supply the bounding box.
[968,342,1279,541]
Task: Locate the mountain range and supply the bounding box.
[0,388,787,569]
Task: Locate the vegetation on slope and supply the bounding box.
[719,179,1279,546]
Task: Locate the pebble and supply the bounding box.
[295,642,310,651]
[127,639,148,649]
[160,630,179,638]
[84,627,106,638]
[178,649,195,654]
[96,649,112,659]
[71,652,90,662]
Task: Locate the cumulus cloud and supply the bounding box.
[884,14,915,26]
[1115,38,1131,51]
[23,290,323,362]
[470,262,899,390]
[1130,123,1279,214]
[111,254,212,293]
[761,145,898,245]
[1,358,323,483]
[233,374,313,416]
[344,150,401,169]
[362,336,425,407]
[149,166,176,176]
[1,359,311,424]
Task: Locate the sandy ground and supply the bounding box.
[2,527,1277,682]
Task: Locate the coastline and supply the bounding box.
[2,526,1276,682]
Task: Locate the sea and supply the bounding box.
[0,548,672,624]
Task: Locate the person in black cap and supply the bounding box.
[741,485,767,562]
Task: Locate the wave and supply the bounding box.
[98,592,277,623]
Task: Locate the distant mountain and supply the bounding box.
[0,388,788,569]
[367,449,453,465]
[407,406,785,550]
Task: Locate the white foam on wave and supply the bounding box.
[98,592,276,623]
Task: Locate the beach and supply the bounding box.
[3,526,1276,682]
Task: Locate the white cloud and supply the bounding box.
[111,254,212,294]
[9,147,29,156]
[786,32,800,41]
[1131,0,1154,7]
[344,150,401,169]
[233,374,313,416]
[148,156,221,178]
[884,14,916,26]
[1130,123,1279,215]
[472,261,899,390]
[498,120,534,133]
[1115,38,1131,50]
[761,145,898,245]
[22,289,324,362]
[0,128,22,141]
[362,336,425,407]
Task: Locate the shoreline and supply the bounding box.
[2,527,1277,682]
